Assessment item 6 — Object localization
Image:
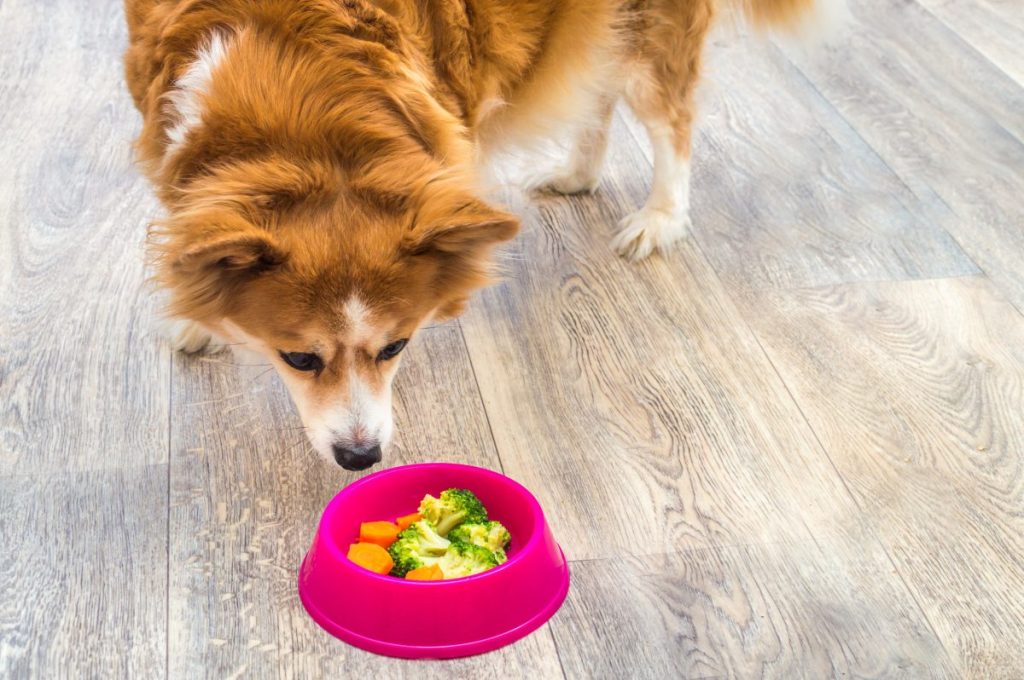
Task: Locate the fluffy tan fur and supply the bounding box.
[124,0,815,464]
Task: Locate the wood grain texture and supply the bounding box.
[0,469,168,678]
[0,0,169,474]
[464,120,959,673]
[916,0,1024,87]
[167,325,563,678]
[464,121,877,563]
[0,1,171,676]
[551,535,957,679]
[775,0,1024,312]
[744,277,1024,678]
[618,35,977,290]
[2,0,1023,676]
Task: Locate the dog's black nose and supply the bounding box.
[332,443,382,471]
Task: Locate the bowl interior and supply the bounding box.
[321,464,540,567]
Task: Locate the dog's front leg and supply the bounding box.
[614,0,712,260]
[531,97,616,195]
[611,115,693,261]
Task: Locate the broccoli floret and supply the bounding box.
[401,520,451,554]
[418,488,487,536]
[387,520,450,577]
[447,521,511,560]
[438,540,501,578]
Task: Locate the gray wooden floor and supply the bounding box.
[2,0,1023,677]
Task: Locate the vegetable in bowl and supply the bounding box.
[448,521,512,563]
[438,540,502,577]
[346,488,512,580]
[388,520,450,577]
[418,488,488,536]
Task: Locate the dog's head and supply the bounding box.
[140,17,519,469]
[153,158,517,470]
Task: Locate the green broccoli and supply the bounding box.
[387,520,450,577]
[418,488,487,536]
[438,540,501,578]
[447,521,511,563]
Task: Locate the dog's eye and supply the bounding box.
[376,339,408,362]
[279,351,323,372]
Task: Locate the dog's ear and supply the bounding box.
[402,192,519,322]
[172,229,286,276]
[155,217,286,319]
[404,195,519,257]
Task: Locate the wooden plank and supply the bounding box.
[0,468,168,678]
[0,0,170,474]
[467,92,960,673]
[551,536,957,679]
[775,0,1024,311]
[4,0,1020,676]
[617,34,977,290]
[0,1,171,677]
[463,118,876,563]
[785,0,1024,144]
[167,324,563,677]
[915,0,1024,87]
[743,277,1024,678]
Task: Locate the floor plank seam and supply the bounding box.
[614,103,883,563]
[763,39,955,211]
[769,32,1024,166]
[546,625,570,680]
[768,272,990,293]
[608,117,971,662]
[766,39,1024,319]
[165,348,172,680]
[915,229,1024,318]
[909,0,1024,133]
[600,114,958,656]
[870,532,964,676]
[456,319,506,475]
[741,327,960,671]
[563,535,842,565]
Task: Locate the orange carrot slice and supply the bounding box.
[347,542,394,574]
[359,521,401,548]
[405,564,444,581]
[395,512,422,531]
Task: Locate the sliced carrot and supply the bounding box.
[405,564,444,581]
[395,512,422,531]
[347,542,394,574]
[359,521,401,548]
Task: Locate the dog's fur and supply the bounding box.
[124,0,814,467]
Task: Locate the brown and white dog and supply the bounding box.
[124,0,815,469]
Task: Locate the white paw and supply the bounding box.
[527,166,602,195]
[611,208,691,261]
[159,317,227,354]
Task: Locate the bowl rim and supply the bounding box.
[318,462,546,585]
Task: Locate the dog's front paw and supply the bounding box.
[528,166,602,196]
[159,317,227,354]
[611,208,691,261]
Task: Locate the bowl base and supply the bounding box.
[299,551,570,659]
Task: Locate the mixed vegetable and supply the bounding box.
[346,488,511,580]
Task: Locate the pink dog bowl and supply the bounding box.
[298,463,570,658]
